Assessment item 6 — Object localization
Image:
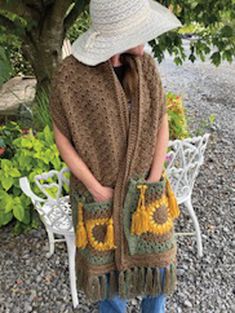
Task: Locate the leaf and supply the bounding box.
[10,168,21,177]
[43,125,53,145]
[220,25,233,38]
[21,208,31,225]
[13,203,25,222]
[21,138,33,148]
[0,211,13,226]
[174,56,183,65]
[222,50,233,62]
[189,53,196,62]
[1,176,14,191]
[4,196,14,213]
[1,159,11,171]
[210,51,221,66]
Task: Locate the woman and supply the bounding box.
[49,0,182,312]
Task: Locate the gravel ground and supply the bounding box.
[0,38,234,313]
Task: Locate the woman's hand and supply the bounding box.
[52,123,114,203]
[90,185,114,203]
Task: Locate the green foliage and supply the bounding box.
[0,121,70,234]
[194,114,216,136]
[166,92,190,140]
[0,121,22,159]
[0,25,33,77]
[67,9,90,42]
[0,46,13,86]
[0,7,32,77]
[149,1,235,66]
[31,87,52,132]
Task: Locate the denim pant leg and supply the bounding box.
[140,268,166,313]
[98,272,128,313]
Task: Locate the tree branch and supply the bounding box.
[50,0,73,24]
[0,0,32,21]
[36,0,72,56]
[21,0,43,20]
[64,0,89,32]
[40,0,72,37]
[0,14,26,36]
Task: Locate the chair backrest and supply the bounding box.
[62,38,72,59]
[166,133,210,202]
[34,166,70,202]
[32,167,72,232]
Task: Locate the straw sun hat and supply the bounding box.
[71,0,183,66]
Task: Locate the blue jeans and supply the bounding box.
[98,268,166,313]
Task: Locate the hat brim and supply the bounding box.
[71,0,182,66]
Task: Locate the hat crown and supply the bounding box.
[71,0,182,65]
[90,0,151,32]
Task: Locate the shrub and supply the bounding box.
[166,91,189,140]
[0,121,69,234]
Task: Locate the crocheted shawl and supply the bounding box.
[49,51,180,302]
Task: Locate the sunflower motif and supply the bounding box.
[85,217,117,251]
[147,195,174,235]
[130,184,174,236]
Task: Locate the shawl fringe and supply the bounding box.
[78,263,177,302]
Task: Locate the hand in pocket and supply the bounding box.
[92,185,114,203]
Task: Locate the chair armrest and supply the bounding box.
[19,176,46,203]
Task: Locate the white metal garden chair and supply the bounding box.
[165,133,210,257]
[62,38,72,59]
[19,167,79,308]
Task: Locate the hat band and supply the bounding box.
[85,30,102,50]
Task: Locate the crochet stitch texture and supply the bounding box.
[49,51,180,302]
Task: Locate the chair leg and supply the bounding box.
[65,234,79,309]
[45,228,55,258]
[184,197,203,258]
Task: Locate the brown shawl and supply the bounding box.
[49,51,180,302]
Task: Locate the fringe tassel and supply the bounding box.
[105,217,117,249]
[118,270,126,299]
[126,268,134,298]
[76,202,88,248]
[131,185,149,235]
[81,264,177,302]
[164,173,181,220]
[100,274,107,299]
[132,266,139,295]
[145,267,154,294]
[109,270,118,299]
[128,268,137,298]
[152,268,162,294]
[136,267,145,294]
[162,265,171,294]
[88,275,101,302]
[77,269,84,290]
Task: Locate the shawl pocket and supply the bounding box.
[123,171,180,256]
[75,196,117,266]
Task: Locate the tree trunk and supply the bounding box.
[21,32,64,97]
